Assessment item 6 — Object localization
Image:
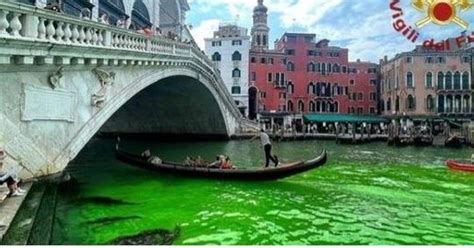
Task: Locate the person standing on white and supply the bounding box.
[251,129,279,168]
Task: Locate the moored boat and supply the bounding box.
[446,160,474,172]
[115,143,328,181]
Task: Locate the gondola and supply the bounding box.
[445,136,462,148]
[115,142,328,181]
[446,160,474,173]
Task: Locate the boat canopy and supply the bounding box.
[304,114,388,124]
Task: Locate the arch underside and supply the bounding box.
[99,76,228,138]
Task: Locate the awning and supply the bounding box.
[304,114,388,123]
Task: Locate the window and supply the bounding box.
[342,66,347,73]
[231,86,241,94]
[298,101,305,112]
[307,62,315,72]
[287,62,295,71]
[426,72,433,88]
[333,64,340,73]
[358,93,363,100]
[370,92,376,101]
[407,95,416,110]
[387,98,392,111]
[462,56,470,63]
[406,56,413,63]
[309,101,316,112]
[370,80,377,85]
[251,57,256,63]
[445,72,453,89]
[232,40,242,46]
[269,58,274,64]
[462,72,470,89]
[267,73,273,82]
[425,57,434,64]
[406,72,414,88]
[232,68,241,78]
[308,82,315,94]
[454,72,461,90]
[286,49,295,55]
[212,41,222,47]
[232,51,242,61]
[251,72,256,81]
[279,92,286,99]
[260,92,266,98]
[261,58,266,64]
[287,101,294,112]
[370,108,376,114]
[437,56,446,64]
[437,72,444,89]
[211,52,221,61]
[287,82,294,94]
[350,79,355,85]
[427,95,435,111]
[357,107,363,114]
[368,68,377,73]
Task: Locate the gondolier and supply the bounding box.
[251,129,279,168]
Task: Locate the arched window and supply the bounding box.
[287,61,295,71]
[316,63,321,72]
[438,95,445,113]
[309,101,316,112]
[308,82,315,94]
[321,63,326,74]
[316,101,321,112]
[463,95,471,112]
[455,95,462,112]
[427,95,435,111]
[298,100,305,112]
[307,62,315,72]
[232,51,242,61]
[406,72,414,88]
[333,64,340,73]
[257,35,261,46]
[426,72,433,88]
[437,72,444,89]
[445,72,453,89]
[322,102,327,113]
[407,95,415,110]
[328,63,332,73]
[132,0,152,29]
[287,100,294,112]
[462,72,470,90]
[387,98,392,111]
[232,68,241,78]
[446,95,453,112]
[287,82,294,94]
[212,52,221,61]
[334,101,339,113]
[262,35,267,46]
[454,71,461,90]
[316,82,321,96]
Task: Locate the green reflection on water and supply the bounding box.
[51,138,474,245]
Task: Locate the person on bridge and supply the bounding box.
[0,147,25,197]
[251,129,279,168]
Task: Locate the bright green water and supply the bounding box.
[51,138,474,245]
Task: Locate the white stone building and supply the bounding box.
[205,24,251,117]
[16,0,194,42]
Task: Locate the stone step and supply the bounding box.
[0,183,45,245]
[27,182,59,245]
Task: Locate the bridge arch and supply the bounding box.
[54,67,234,167]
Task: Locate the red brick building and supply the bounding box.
[248,0,379,127]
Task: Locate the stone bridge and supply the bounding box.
[0,2,257,178]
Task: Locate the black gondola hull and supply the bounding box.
[116,149,328,181]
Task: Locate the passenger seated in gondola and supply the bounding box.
[141,150,162,165]
[184,157,195,167]
[208,155,224,169]
[221,156,234,170]
[195,156,208,167]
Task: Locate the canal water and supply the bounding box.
[51,138,474,245]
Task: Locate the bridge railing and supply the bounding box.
[0,1,253,125]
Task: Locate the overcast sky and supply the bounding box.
[186,0,474,63]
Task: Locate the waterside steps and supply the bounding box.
[0,179,59,245]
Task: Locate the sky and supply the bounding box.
[186,0,474,63]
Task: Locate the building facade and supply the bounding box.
[205,24,251,117]
[248,0,380,127]
[380,45,473,119]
